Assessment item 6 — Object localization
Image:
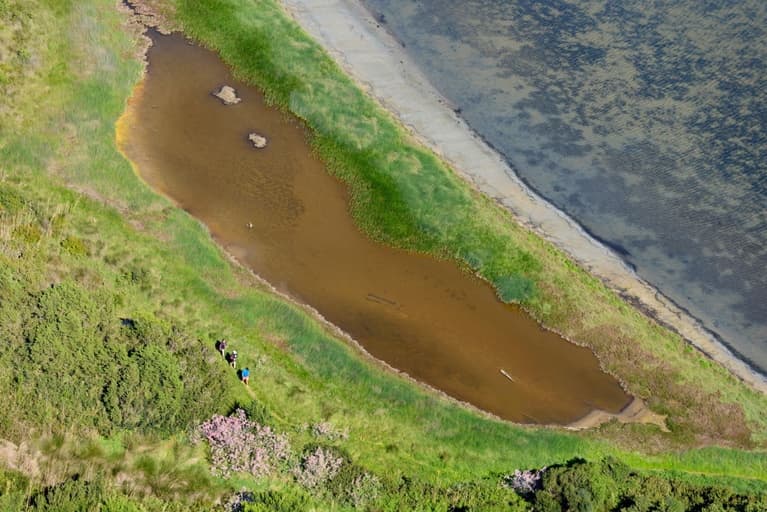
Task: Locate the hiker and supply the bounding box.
[227,350,238,369]
[240,367,250,385]
[217,339,227,358]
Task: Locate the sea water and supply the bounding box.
[362,0,767,374]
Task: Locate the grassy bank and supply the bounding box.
[168,0,767,448]
[1,0,767,509]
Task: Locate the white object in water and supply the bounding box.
[500,369,515,382]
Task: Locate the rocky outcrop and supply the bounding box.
[248,132,268,149]
[213,85,241,105]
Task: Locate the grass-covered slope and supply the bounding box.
[169,0,767,447]
[1,0,767,509]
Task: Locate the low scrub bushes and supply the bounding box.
[27,477,106,512]
[194,412,767,511]
[0,185,25,216]
[236,490,316,512]
[0,470,212,512]
[293,445,345,490]
[231,399,273,426]
[0,274,233,437]
[528,457,767,512]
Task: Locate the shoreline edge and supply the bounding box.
[280,0,767,395]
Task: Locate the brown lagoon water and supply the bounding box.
[119,33,629,424]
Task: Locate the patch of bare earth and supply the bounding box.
[117,0,180,66]
[0,439,41,479]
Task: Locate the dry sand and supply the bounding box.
[280,0,767,396]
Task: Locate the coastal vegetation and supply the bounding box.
[0,0,766,509]
[170,0,767,448]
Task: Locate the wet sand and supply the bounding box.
[280,0,767,395]
[118,33,630,424]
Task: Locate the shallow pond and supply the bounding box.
[119,33,629,424]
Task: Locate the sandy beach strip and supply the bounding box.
[280,0,767,395]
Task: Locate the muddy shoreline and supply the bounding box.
[279,0,767,395]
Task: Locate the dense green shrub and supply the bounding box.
[530,458,767,512]
[0,467,29,510]
[100,496,145,512]
[241,489,315,512]
[0,473,214,512]
[28,477,105,512]
[375,476,527,512]
[0,278,232,437]
[60,235,88,256]
[0,185,25,216]
[325,460,378,508]
[234,398,273,426]
[120,265,152,291]
[0,467,29,493]
[104,342,185,430]
[13,223,41,243]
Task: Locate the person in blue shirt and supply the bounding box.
[241,367,250,385]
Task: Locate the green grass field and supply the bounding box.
[1,0,766,509]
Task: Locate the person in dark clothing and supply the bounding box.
[227,350,238,369]
[217,339,227,358]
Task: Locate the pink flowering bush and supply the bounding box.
[503,468,546,495]
[293,446,344,489]
[196,409,291,478]
[348,472,381,508]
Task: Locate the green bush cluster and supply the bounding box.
[235,398,273,426]
[242,455,767,511]
[240,490,316,512]
[60,235,88,256]
[367,476,525,512]
[0,469,211,512]
[0,185,25,216]
[0,277,232,437]
[5,456,767,512]
[248,437,527,511]
[12,223,42,244]
[531,457,767,512]
[27,477,106,512]
[233,477,524,512]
